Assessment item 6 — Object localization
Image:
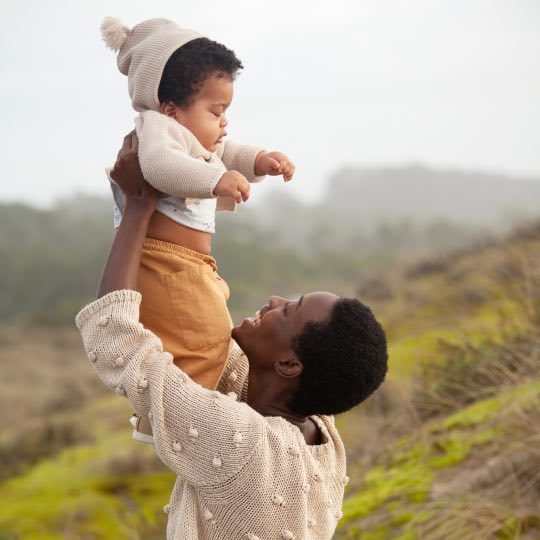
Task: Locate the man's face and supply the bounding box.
[232,292,340,365]
[173,74,233,152]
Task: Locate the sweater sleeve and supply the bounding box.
[136,111,226,198]
[219,140,266,183]
[75,291,264,487]
[216,342,250,402]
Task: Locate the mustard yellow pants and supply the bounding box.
[138,238,232,390]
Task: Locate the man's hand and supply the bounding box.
[213,170,250,203]
[97,131,161,298]
[110,131,161,207]
[254,151,295,181]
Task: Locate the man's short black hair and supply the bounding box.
[289,298,388,416]
[158,38,243,108]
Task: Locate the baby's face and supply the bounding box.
[172,74,233,152]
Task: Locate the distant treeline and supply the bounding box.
[2,165,538,324]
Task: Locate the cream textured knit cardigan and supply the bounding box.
[136,110,264,212]
[76,290,348,540]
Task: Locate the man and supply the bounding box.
[76,133,388,539]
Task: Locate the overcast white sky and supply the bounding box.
[1,0,539,207]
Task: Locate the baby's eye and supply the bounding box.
[212,111,221,118]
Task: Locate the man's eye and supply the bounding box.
[284,302,291,315]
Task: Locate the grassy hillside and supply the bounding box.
[334,224,540,539]
[1,224,539,539]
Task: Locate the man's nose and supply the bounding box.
[268,296,287,309]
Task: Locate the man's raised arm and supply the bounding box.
[97,132,159,298]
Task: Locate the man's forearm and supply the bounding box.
[97,199,155,298]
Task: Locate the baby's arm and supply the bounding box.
[220,140,266,183]
[221,141,295,182]
[136,111,224,199]
[254,151,295,182]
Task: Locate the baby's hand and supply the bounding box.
[214,170,250,203]
[255,151,295,181]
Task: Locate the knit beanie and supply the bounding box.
[100,17,204,112]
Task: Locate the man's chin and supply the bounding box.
[231,319,254,345]
[231,324,246,342]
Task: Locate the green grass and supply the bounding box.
[339,378,540,537]
[0,398,174,540]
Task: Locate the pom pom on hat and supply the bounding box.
[100,16,130,52]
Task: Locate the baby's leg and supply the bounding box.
[130,238,233,443]
[137,238,233,390]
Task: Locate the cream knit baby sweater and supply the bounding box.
[111,110,265,233]
[76,290,348,540]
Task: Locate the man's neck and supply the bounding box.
[246,369,298,416]
[246,370,322,445]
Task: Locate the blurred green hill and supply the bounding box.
[324,165,540,225]
[0,194,472,325]
[0,197,113,324]
[4,164,539,325]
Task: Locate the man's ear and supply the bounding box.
[160,101,178,118]
[275,356,303,379]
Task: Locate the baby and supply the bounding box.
[101,17,294,442]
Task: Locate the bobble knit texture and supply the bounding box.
[76,291,347,539]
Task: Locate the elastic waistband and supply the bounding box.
[143,238,217,268]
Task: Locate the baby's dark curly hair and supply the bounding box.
[158,38,243,108]
[289,298,388,416]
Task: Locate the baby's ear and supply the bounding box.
[160,101,178,118]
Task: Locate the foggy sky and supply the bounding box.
[1,0,539,207]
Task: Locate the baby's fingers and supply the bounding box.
[283,162,295,181]
[238,181,250,202]
[269,157,281,172]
